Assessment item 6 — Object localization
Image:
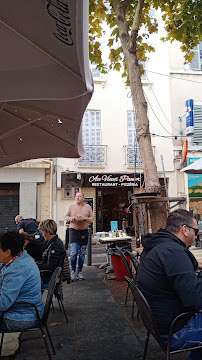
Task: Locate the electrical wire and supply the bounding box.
[142,132,185,139]
[145,73,179,133]
[144,92,174,135]
[127,88,189,139]
[147,70,202,84]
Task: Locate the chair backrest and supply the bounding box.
[126,251,139,283]
[62,251,71,284]
[116,247,134,280]
[126,276,164,349]
[42,267,62,324]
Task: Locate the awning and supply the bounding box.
[180,158,202,174]
[0,0,93,167]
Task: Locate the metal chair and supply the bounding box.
[53,268,69,323]
[125,250,139,318]
[126,276,202,360]
[126,250,139,283]
[40,266,69,323]
[0,267,62,360]
[116,247,137,318]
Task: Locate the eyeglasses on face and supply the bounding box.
[184,224,199,236]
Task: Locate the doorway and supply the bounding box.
[96,187,133,232]
[0,183,19,232]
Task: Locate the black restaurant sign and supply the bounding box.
[82,173,143,188]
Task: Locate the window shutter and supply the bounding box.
[192,105,202,145]
[82,110,101,145]
[190,42,202,70]
[127,111,142,165]
[127,111,136,146]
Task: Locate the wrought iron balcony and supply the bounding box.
[124,145,155,167]
[76,145,108,166]
[123,145,143,166]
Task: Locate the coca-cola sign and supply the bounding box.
[82,173,143,187]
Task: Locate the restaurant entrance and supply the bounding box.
[96,187,133,232]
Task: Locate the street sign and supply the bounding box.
[186,99,194,136]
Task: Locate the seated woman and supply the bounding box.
[21,232,44,262]
[0,231,44,331]
[37,219,66,287]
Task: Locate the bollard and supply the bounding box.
[87,224,92,266]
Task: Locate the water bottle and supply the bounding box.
[122,218,126,231]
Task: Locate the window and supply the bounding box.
[82,110,101,146]
[140,61,147,80]
[190,42,202,70]
[192,105,202,145]
[77,110,106,165]
[127,111,142,166]
[91,63,101,78]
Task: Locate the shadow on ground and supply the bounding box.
[3,265,189,360]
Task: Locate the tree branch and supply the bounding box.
[111,0,130,44]
[129,0,145,52]
[132,0,145,32]
[122,0,130,13]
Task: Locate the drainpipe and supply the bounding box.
[41,159,53,219]
[53,158,57,222]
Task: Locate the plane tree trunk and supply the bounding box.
[112,0,167,231]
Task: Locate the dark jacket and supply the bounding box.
[138,228,202,334]
[17,218,39,234]
[25,239,44,262]
[37,235,66,283]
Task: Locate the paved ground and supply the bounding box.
[2,241,198,359]
[3,262,189,360]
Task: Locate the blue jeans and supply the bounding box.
[160,313,202,360]
[70,243,86,272]
[0,318,38,331]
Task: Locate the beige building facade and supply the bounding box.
[1,11,202,237]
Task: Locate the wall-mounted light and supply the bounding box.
[77,173,81,180]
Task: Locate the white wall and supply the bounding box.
[0,167,45,220]
[0,168,45,182]
[20,182,37,218]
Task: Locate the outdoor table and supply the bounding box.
[99,236,132,274]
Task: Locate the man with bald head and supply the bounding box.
[15,215,39,235]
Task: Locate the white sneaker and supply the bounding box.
[71,271,76,281]
[77,272,85,280]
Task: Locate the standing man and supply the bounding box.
[65,192,93,281]
[138,209,202,360]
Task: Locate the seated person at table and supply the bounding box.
[138,209,202,360]
[21,232,44,262]
[15,215,45,245]
[0,231,44,331]
[37,219,66,287]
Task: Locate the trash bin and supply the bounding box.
[106,242,132,281]
[111,254,131,281]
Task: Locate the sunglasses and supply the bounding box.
[184,224,199,236]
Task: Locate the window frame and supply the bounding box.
[190,42,202,70]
